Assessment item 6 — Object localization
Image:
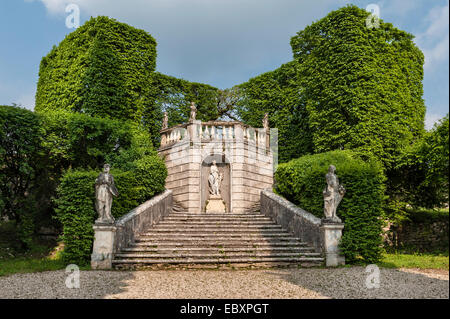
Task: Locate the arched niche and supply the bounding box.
[201,154,231,213]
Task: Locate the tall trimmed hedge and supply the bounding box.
[0,105,43,247]
[236,5,425,168]
[236,61,313,163]
[35,16,159,137]
[54,155,167,264]
[275,150,386,263]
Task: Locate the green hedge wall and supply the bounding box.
[54,155,167,264]
[0,105,43,247]
[236,61,314,163]
[275,150,386,263]
[35,16,158,137]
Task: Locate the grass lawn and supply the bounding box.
[379,252,449,270]
[0,256,66,277]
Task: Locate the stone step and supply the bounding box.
[168,213,264,218]
[131,241,309,248]
[156,221,279,227]
[141,228,288,234]
[163,217,273,223]
[122,246,315,253]
[113,261,323,270]
[136,234,296,241]
[112,256,324,264]
[115,252,322,259]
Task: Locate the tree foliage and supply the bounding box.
[35,16,159,137]
[388,115,449,208]
[275,150,386,263]
[0,105,43,247]
[237,5,425,167]
[290,5,425,169]
[236,61,313,163]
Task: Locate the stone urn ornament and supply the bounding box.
[323,165,345,223]
[95,163,119,224]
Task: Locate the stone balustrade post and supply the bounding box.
[91,223,117,269]
[320,221,345,267]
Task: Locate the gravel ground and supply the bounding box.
[0,267,447,299]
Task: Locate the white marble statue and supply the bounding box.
[323,165,345,223]
[263,113,269,131]
[95,164,119,224]
[189,102,197,121]
[162,111,168,129]
[208,160,223,196]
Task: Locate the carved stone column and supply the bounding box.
[320,221,345,267]
[91,223,117,269]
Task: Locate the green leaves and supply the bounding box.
[275,150,386,263]
[54,153,167,264]
[35,16,157,134]
[291,5,425,169]
[0,105,43,247]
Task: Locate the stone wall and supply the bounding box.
[384,219,449,252]
[260,189,323,253]
[114,190,172,253]
[158,120,273,213]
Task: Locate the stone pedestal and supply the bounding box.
[91,223,117,270]
[205,195,226,213]
[320,222,345,267]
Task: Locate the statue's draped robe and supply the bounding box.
[208,165,220,196]
[95,173,118,222]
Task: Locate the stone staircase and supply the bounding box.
[112,211,324,269]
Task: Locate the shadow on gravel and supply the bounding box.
[264,266,449,299]
[0,270,135,299]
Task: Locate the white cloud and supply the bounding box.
[425,112,445,130]
[9,90,36,111]
[415,1,449,71]
[25,0,337,88]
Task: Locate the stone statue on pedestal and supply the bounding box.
[208,160,223,196]
[162,112,168,129]
[189,102,197,121]
[206,160,226,213]
[323,165,345,223]
[95,164,119,224]
[263,113,269,131]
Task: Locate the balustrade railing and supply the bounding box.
[159,120,269,149]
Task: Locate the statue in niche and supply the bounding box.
[162,111,168,129]
[323,165,346,223]
[189,102,197,121]
[95,164,119,224]
[208,160,223,197]
[263,113,269,131]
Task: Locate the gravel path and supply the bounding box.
[0,267,447,299]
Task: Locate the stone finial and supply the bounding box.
[162,111,168,129]
[189,102,197,121]
[263,113,269,131]
[322,165,346,223]
[95,164,119,224]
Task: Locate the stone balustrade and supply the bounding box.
[260,189,345,266]
[91,190,173,269]
[159,120,270,150]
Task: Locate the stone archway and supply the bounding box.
[201,154,231,213]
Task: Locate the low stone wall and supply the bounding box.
[384,219,449,252]
[260,189,323,253]
[114,190,173,254]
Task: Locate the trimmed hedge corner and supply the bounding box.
[54,155,167,265]
[274,150,386,263]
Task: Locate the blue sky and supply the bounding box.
[0,0,448,129]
